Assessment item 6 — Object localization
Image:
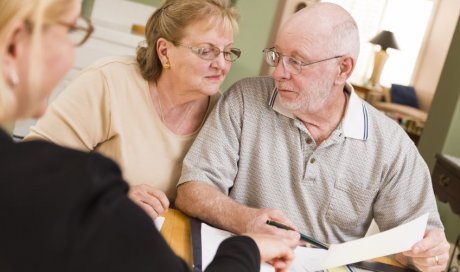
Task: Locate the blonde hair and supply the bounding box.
[0,0,75,123]
[136,0,239,82]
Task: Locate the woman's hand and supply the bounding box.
[244,233,297,272]
[128,184,169,220]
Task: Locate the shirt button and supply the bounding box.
[306,138,313,144]
[310,158,316,164]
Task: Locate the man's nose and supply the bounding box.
[272,57,291,80]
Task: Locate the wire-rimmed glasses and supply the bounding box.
[177,43,241,62]
[263,47,342,75]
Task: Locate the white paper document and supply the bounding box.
[153,216,165,231]
[201,213,428,272]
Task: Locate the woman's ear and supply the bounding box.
[2,20,29,87]
[156,37,171,64]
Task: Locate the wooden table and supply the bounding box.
[160,209,193,266]
[160,209,406,270]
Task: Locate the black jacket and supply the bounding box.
[0,129,260,272]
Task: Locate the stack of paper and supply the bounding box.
[201,214,428,272]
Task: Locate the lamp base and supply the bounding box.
[368,50,389,89]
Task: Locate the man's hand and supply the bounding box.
[245,208,300,242]
[397,228,450,272]
[128,184,169,220]
[244,233,297,272]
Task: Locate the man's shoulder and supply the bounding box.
[227,76,275,93]
[364,104,418,152]
[223,76,275,102]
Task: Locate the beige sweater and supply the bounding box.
[26,56,220,201]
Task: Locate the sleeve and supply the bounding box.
[373,138,443,231]
[178,83,245,195]
[25,67,112,151]
[80,155,260,272]
[205,236,260,272]
[70,153,193,272]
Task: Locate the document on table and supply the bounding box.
[201,213,428,272]
[154,216,165,231]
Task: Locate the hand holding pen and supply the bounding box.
[244,208,301,243]
[266,220,330,249]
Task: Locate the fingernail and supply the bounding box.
[413,246,419,254]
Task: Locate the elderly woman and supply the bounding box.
[0,0,296,271]
[25,0,241,219]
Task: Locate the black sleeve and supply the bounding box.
[68,153,191,272]
[205,236,261,272]
[0,142,260,272]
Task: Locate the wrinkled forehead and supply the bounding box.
[276,15,330,54]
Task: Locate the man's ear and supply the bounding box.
[335,55,355,84]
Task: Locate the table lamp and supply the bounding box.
[368,30,399,88]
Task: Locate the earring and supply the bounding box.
[162,59,171,70]
[8,68,19,87]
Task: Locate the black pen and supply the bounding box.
[266,220,329,250]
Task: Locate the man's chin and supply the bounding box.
[278,96,300,111]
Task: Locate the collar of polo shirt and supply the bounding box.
[269,82,369,141]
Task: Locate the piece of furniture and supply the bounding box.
[432,154,460,216]
[161,209,193,266]
[432,154,460,272]
[161,209,407,270]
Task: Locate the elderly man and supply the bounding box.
[175,3,450,271]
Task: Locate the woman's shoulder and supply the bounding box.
[0,139,123,186]
[77,56,142,81]
[85,55,138,70]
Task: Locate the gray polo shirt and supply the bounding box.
[179,76,442,243]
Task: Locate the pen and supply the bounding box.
[266,220,329,250]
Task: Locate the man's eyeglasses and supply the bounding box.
[57,16,94,47]
[177,43,241,62]
[263,47,342,75]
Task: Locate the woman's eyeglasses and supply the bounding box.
[57,16,94,47]
[177,43,241,62]
[26,16,94,47]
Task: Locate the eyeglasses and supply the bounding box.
[177,43,241,62]
[263,47,342,75]
[57,16,94,46]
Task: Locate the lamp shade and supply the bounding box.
[369,30,399,51]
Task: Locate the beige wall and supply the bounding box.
[412,0,460,112]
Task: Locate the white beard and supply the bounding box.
[278,77,334,114]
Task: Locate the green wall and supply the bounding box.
[418,17,460,242]
[221,0,278,90]
[127,0,278,91]
[129,0,162,6]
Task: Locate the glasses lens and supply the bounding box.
[69,17,93,46]
[264,49,278,67]
[284,57,302,74]
[225,48,241,62]
[195,47,219,60]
